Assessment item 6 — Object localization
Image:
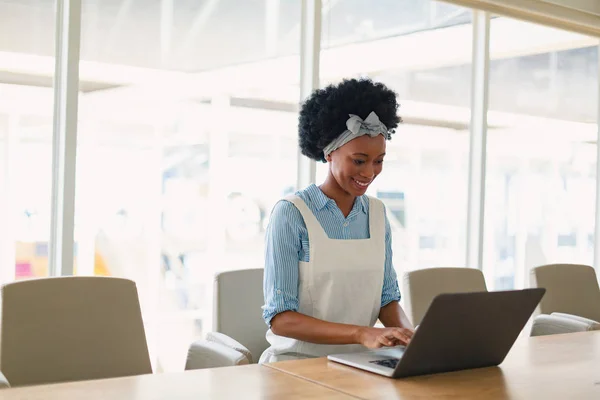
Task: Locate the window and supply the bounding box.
[484,18,598,290]
[318,0,472,276]
[0,0,55,282]
[76,0,301,371]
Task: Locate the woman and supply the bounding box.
[260,78,414,363]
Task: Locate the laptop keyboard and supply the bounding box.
[369,358,400,369]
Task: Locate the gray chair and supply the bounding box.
[401,266,577,338]
[528,264,600,336]
[402,267,488,326]
[186,268,268,369]
[530,312,600,336]
[0,277,152,387]
[530,264,600,321]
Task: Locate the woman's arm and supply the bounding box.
[271,311,413,348]
[262,201,303,326]
[270,311,361,344]
[378,301,414,329]
[378,205,415,330]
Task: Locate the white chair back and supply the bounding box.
[403,267,487,325]
[213,269,269,363]
[0,277,152,387]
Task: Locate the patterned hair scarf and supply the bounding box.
[322,111,390,158]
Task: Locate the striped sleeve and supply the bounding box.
[262,200,303,326]
[381,205,401,307]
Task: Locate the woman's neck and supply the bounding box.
[319,174,356,217]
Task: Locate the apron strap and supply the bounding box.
[283,195,327,240]
[366,196,386,242]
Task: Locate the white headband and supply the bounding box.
[322,111,389,158]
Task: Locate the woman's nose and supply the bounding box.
[360,165,374,179]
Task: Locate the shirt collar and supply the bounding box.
[306,184,367,214]
[356,195,368,214]
[306,184,330,210]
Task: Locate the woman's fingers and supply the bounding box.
[388,329,412,345]
[372,328,416,348]
[378,335,395,347]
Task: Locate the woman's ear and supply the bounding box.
[326,154,332,163]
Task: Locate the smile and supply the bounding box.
[352,178,371,187]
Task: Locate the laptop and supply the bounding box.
[327,288,545,378]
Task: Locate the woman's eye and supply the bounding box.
[376,160,384,165]
[353,159,365,165]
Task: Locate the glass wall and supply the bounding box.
[0,0,599,373]
[484,18,598,290]
[0,0,55,283]
[74,0,301,371]
[318,0,472,276]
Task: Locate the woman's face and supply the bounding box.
[326,134,386,197]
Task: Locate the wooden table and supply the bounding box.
[266,331,600,399]
[0,364,353,400]
[2,332,599,399]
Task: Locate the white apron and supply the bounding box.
[259,194,386,363]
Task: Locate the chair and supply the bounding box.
[0,277,152,387]
[530,312,600,336]
[402,267,487,326]
[530,264,600,321]
[401,266,591,338]
[528,264,600,336]
[186,268,268,369]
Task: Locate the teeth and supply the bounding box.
[354,179,370,187]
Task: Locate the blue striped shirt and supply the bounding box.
[262,184,401,326]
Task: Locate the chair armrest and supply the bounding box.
[551,312,600,327]
[530,314,599,337]
[205,331,253,364]
[185,340,249,370]
[0,370,10,388]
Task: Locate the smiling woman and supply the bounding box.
[325,134,387,206]
[260,78,414,363]
[299,78,401,214]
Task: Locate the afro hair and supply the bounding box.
[298,78,401,162]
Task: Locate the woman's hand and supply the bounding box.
[356,327,414,349]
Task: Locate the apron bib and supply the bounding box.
[260,194,386,363]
